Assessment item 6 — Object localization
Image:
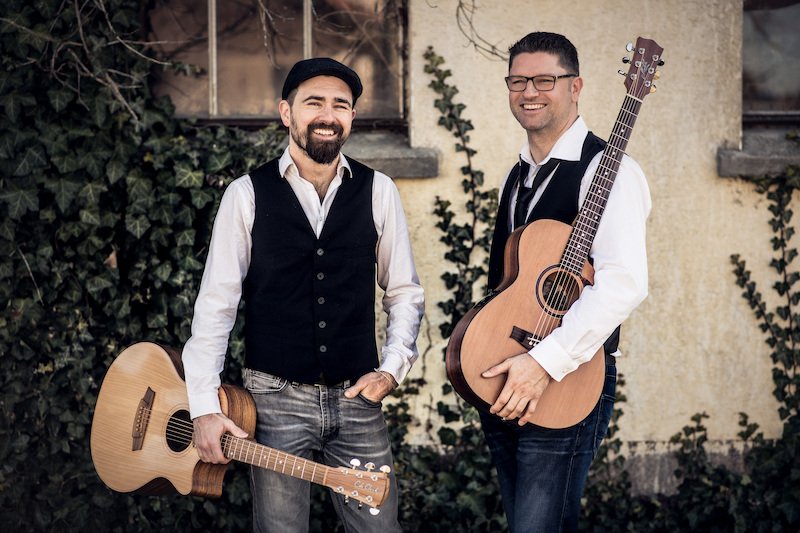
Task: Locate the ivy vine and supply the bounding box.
[2,0,800,531]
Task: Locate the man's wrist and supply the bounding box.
[375,368,398,389]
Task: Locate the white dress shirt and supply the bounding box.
[183,147,425,418]
[499,116,651,381]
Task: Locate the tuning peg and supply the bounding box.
[658,59,665,66]
[370,508,381,516]
[380,465,392,474]
[650,85,657,93]
[626,42,634,52]
[617,69,626,76]
[622,56,630,64]
[350,458,361,468]
[653,71,661,80]
[364,462,376,471]
[344,496,350,505]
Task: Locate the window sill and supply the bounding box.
[343,132,439,179]
[718,127,800,177]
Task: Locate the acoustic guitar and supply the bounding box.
[90,342,390,513]
[446,37,664,429]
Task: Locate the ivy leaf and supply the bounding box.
[51,153,80,173]
[48,89,74,113]
[79,208,101,226]
[125,215,151,239]
[44,179,81,213]
[207,152,232,173]
[175,164,204,188]
[14,146,48,176]
[78,152,104,179]
[80,182,107,205]
[126,176,153,202]
[91,99,107,128]
[86,275,114,296]
[190,188,213,208]
[175,229,195,246]
[106,159,126,183]
[0,188,38,219]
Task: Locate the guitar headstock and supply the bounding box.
[621,36,664,100]
[325,459,391,513]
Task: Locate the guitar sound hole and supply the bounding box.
[540,271,580,313]
[166,409,192,453]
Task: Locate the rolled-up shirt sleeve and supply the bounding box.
[372,171,425,384]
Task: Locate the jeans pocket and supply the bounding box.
[243,368,288,394]
[356,392,382,408]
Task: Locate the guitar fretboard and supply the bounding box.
[222,436,331,486]
[560,93,643,274]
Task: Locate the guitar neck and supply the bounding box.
[222,435,332,486]
[561,93,643,274]
[559,36,662,274]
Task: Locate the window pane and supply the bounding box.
[148,0,404,120]
[149,0,209,117]
[313,0,404,118]
[216,1,303,118]
[743,1,800,112]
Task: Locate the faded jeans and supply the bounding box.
[480,364,616,533]
[243,368,401,533]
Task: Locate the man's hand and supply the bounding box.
[344,371,397,403]
[482,353,552,426]
[193,413,249,464]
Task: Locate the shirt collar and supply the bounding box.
[518,115,589,167]
[278,146,352,180]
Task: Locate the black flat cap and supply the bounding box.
[281,58,363,105]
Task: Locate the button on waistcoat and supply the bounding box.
[243,157,378,384]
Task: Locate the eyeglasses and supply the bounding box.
[505,74,578,92]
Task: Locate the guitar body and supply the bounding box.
[446,219,606,429]
[90,342,256,497]
[91,342,390,509]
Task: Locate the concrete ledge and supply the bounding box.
[344,132,439,179]
[718,128,800,177]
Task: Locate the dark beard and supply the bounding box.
[291,120,347,165]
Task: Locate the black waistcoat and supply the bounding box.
[243,157,378,384]
[487,132,621,353]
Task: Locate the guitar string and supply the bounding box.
[521,57,647,370]
[537,62,646,344]
[531,92,639,349]
[137,407,386,489]
[146,409,331,484]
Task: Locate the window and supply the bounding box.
[742,0,800,124]
[147,0,405,124]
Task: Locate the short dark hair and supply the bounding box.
[508,32,579,75]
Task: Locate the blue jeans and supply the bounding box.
[243,369,401,533]
[480,364,616,533]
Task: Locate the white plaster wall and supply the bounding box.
[394,0,781,445]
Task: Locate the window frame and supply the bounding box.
[151,0,408,130]
[742,0,800,127]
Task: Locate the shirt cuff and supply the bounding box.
[378,350,411,385]
[529,335,579,382]
[188,391,222,420]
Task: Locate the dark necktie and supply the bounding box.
[513,158,561,228]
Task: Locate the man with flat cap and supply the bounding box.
[182,57,424,532]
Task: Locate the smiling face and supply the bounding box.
[279,75,356,165]
[508,51,582,144]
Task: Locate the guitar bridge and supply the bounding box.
[131,387,155,451]
[510,326,541,349]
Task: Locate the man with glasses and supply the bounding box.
[479,32,651,532]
